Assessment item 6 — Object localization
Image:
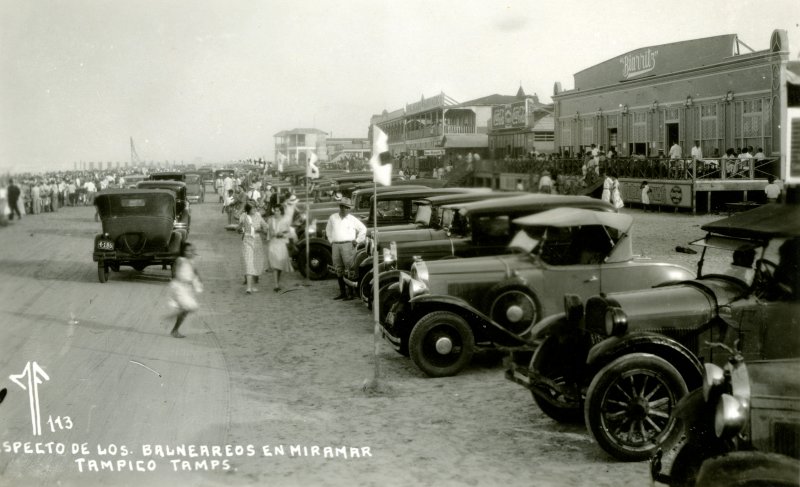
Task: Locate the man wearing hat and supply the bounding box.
[325,198,366,300]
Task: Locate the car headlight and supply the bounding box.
[398,272,411,294]
[408,278,428,299]
[604,307,628,336]
[411,261,429,284]
[714,393,748,438]
[308,219,317,234]
[702,363,726,402]
[383,247,394,264]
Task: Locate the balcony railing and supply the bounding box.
[473,157,775,181]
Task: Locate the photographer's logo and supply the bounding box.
[10,361,49,436]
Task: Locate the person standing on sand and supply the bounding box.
[264,205,295,292]
[167,242,203,338]
[239,203,267,294]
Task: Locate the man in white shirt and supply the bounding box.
[738,148,753,177]
[690,141,703,161]
[669,142,682,159]
[765,176,781,203]
[326,198,367,300]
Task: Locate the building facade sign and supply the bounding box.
[619,179,693,208]
[423,149,445,156]
[492,100,529,129]
[620,48,659,79]
[573,34,737,89]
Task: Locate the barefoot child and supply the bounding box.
[168,242,202,338]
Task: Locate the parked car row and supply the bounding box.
[338,188,799,476]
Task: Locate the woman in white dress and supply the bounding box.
[265,205,294,292]
[601,170,613,204]
[611,173,624,210]
[239,203,267,294]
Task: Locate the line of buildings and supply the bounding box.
[275,29,794,184]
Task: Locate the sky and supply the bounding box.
[1,0,799,173]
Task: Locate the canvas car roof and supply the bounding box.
[369,187,491,201]
[137,181,186,188]
[513,207,633,233]
[701,203,800,239]
[453,194,613,216]
[96,188,176,197]
[415,191,526,206]
[352,184,430,194]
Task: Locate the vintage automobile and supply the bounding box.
[373,194,617,316]
[122,174,148,188]
[184,172,205,204]
[135,180,191,236]
[198,167,214,186]
[93,189,186,282]
[650,341,800,487]
[346,191,526,300]
[149,171,186,182]
[381,207,694,378]
[294,187,486,280]
[506,202,800,462]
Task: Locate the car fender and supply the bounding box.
[409,294,530,348]
[530,312,569,340]
[587,332,704,390]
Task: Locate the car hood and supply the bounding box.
[423,253,523,276]
[599,276,747,332]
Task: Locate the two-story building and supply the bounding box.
[273,128,328,165]
[488,88,555,158]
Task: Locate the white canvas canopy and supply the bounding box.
[513,207,634,263]
[513,207,633,233]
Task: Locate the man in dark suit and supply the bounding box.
[7,179,22,220]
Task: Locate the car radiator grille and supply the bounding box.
[773,422,800,460]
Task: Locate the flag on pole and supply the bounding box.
[307,151,320,179]
[277,152,287,173]
[369,125,392,186]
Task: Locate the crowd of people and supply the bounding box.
[0,168,150,223]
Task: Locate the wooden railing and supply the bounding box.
[473,157,775,181]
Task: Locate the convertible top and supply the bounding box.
[702,203,800,239]
[513,207,633,233]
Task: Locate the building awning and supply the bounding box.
[441,134,488,148]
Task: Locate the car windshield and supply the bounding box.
[414,204,432,225]
[508,230,540,254]
[469,215,513,245]
[186,175,201,184]
[691,235,781,286]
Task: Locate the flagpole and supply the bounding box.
[371,178,381,384]
[304,154,311,285]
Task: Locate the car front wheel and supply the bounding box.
[585,353,687,462]
[409,311,474,377]
[530,335,584,423]
[297,245,332,280]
